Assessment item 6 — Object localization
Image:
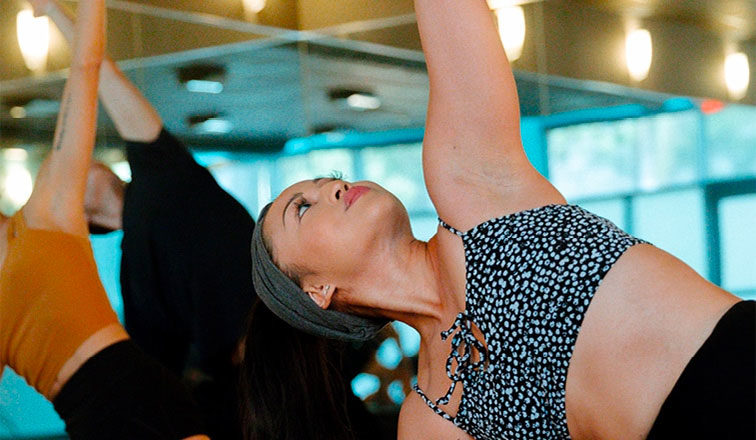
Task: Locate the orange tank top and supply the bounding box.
[0,209,118,398]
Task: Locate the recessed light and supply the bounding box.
[186,80,224,94]
[346,93,381,111]
[177,63,226,94]
[328,88,381,111]
[10,106,27,119]
[188,113,233,134]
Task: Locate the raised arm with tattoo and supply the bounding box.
[29,0,162,142]
[22,0,106,237]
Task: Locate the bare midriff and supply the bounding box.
[565,243,739,440]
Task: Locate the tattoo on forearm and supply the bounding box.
[53,94,72,151]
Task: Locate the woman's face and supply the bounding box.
[263,178,410,290]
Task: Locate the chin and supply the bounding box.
[358,188,412,240]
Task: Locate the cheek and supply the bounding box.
[301,220,369,273]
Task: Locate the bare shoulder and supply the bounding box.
[398,392,474,440]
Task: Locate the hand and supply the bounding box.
[70,0,105,68]
[26,0,52,17]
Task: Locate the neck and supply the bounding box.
[340,234,459,339]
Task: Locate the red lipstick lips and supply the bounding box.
[344,186,369,209]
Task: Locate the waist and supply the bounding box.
[565,244,742,440]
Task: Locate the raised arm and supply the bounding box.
[416,0,563,230]
[30,0,163,142]
[23,0,105,237]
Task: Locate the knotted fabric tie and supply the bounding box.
[435,311,489,406]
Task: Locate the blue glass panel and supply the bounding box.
[547,119,637,199]
[705,104,756,180]
[577,199,627,231]
[632,189,706,277]
[361,143,433,213]
[636,111,699,190]
[275,149,355,193]
[719,194,756,298]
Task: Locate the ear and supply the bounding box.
[304,282,335,310]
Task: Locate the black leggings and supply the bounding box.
[646,300,755,440]
[53,340,207,440]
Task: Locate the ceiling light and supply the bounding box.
[3,149,29,161]
[16,9,49,72]
[188,114,233,134]
[625,28,653,82]
[243,0,266,14]
[3,164,33,208]
[346,93,381,111]
[328,88,381,112]
[10,106,27,119]
[197,118,233,134]
[186,80,224,94]
[177,64,226,93]
[492,5,526,61]
[725,52,750,100]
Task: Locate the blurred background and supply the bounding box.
[1,0,755,437]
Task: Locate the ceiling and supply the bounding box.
[0,37,674,152]
[0,0,753,152]
[578,0,756,42]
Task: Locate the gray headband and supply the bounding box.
[251,203,388,342]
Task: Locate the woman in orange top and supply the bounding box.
[0,1,207,438]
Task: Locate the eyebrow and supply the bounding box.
[313,177,333,186]
[282,192,303,227]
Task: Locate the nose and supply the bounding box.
[327,180,350,204]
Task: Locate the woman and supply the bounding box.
[0,1,208,438]
[25,1,258,437]
[246,0,755,439]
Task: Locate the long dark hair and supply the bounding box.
[239,297,355,440]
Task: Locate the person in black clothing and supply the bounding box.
[29,1,254,437]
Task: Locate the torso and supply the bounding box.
[403,205,739,440]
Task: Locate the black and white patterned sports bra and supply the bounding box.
[412,204,647,440]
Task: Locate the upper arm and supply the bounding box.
[398,393,474,440]
[25,64,101,236]
[24,1,104,236]
[414,0,562,229]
